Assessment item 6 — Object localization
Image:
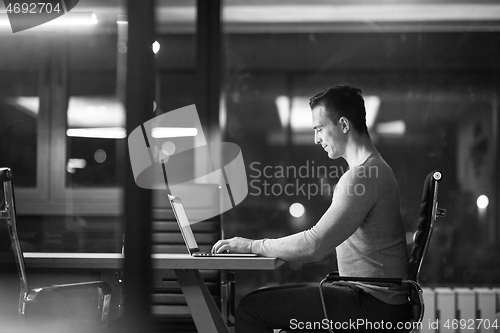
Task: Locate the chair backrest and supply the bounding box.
[408,170,443,283]
[404,171,445,331]
[0,167,30,314]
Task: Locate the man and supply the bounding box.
[212,84,411,332]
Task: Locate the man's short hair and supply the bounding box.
[309,84,369,135]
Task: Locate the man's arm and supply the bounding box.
[212,167,377,262]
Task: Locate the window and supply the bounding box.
[221,1,500,288]
[0,36,48,202]
[1,35,123,215]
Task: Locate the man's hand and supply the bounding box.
[211,237,254,254]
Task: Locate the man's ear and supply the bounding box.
[339,117,349,133]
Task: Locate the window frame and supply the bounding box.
[16,37,123,216]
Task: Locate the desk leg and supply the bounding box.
[175,269,230,333]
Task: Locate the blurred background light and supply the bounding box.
[66,127,126,139]
[375,120,406,136]
[275,95,380,132]
[289,202,305,218]
[152,41,161,54]
[151,127,198,138]
[477,195,489,209]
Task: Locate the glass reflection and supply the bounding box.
[222,1,500,294]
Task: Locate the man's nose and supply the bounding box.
[314,132,321,145]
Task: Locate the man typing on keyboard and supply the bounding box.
[212,84,411,333]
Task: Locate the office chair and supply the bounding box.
[0,167,112,332]
[318,170,446,333]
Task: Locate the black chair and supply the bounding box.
[318,170,446,333]
[0,167,112,332]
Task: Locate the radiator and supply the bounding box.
[273,287,500,333]
[418,288,500,333]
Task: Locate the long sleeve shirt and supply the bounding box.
[251,153,410,304]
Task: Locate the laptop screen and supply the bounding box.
[168,195,199,252]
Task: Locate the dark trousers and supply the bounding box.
[235,284,413,333]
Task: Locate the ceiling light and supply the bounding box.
[8,97,39,115]
[67,97,125,128]
[0,11,97,33]
[276,96,291,128]
[66,127,126,139]
[275,95,380,132]
[151,127,198,138]
[375,120,406,136]
[364,96,380,129]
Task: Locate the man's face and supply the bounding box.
[312,105,346,160]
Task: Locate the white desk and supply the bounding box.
[24,252,284,333]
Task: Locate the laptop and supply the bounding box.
[168,194,258,257]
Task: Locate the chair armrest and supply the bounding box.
[0,168,13,181]
[321,271,403,286]
[26,281,112,302]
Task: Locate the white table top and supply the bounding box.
[23,252,284,270]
